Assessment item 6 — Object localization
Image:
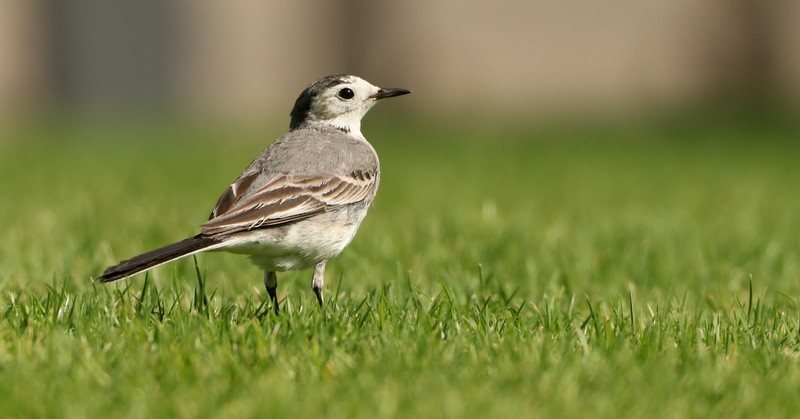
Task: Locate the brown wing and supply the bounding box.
[209,170,261,219]
[201,170,377,237]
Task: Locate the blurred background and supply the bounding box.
[2,0,800,298]
[1,0,799,123]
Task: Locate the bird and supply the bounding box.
[98,74,410,314]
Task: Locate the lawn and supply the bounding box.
[1,113,800,418]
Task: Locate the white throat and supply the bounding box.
[312,113,364,137]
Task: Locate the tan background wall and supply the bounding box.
[1,0,798,119]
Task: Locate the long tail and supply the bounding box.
[98,235,221,282]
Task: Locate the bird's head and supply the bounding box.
[289,74,411,135]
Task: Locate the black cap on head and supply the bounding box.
[290,74,350,129]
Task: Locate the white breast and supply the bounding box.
[216,205,369,272]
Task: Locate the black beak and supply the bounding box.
[370,87,412,100]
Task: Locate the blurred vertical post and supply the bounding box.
[730,0,776,103]
[338,0,371,76]
[0,1,51,118]
[47,0,173,110]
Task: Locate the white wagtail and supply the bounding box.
[98,74,410,313]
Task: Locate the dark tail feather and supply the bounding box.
[98,235,220,283]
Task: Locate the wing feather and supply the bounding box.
[209,170,260,219]
[201,171,376,237]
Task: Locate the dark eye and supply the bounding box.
[338,88,355,99]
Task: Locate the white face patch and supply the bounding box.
[307,77,381,136]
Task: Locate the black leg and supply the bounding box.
[313,287,324,307]
[311,261,326,308]
[264,271,279,315]
[267,286,279,315]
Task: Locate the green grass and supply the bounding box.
[1,114,800,418]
